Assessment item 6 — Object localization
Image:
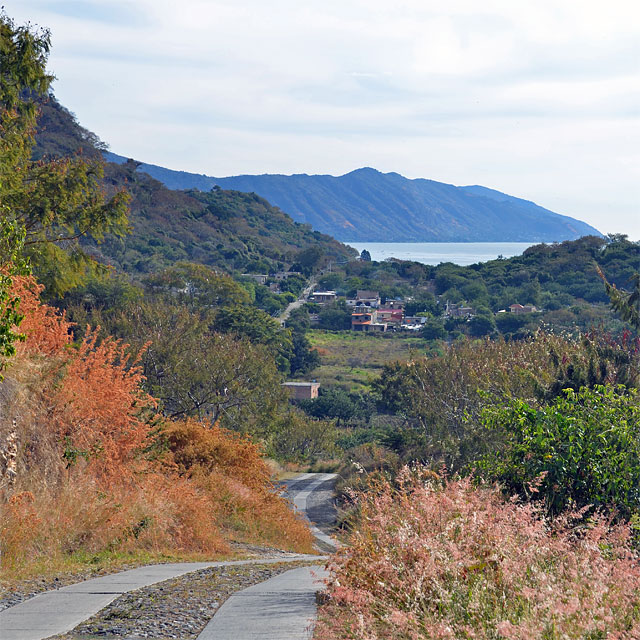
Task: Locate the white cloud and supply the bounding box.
[4,0,640,238]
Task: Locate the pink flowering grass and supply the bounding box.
[315,468,640,640]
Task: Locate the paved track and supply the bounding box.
[196,473,337,640]
[1,473,337,640]
[196,565,327,640]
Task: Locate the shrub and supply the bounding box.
[0,276,313,577]
[476,385,640,519]
[316,469,640,639]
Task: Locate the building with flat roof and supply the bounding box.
[311,291,337,303]
[282,381,320,400]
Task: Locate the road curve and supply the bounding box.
[197,473,337,640]
[282,472,338,552]
[1,473,337,640]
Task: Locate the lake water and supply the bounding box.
[345,242,536,266]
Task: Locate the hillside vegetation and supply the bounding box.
[0,13,316,582]
[36,98,355,279]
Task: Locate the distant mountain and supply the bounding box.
[104,154,601,243]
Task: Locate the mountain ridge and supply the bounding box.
[104,153,601,243]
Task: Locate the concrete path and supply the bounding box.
[196,565,327,640]
[0,556,327,640]
[282,473,338,552]
[194,473,338,639]
[1,473,338,640]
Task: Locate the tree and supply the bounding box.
[421,317,446,341]
[317,301,352,330]
[213,304,294,371]
[113,301,286,436]
[360,249,372,261]
[468,312,496,337]
[597,266,640,332]
[1,11,130,310]
[0,12,53,365]
[300,388,357,426]
[143,262,250,308]
[295,245,324,275]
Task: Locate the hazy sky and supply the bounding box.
[6,0,640,239]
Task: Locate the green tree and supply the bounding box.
[269,410,337,462]
[598,266,640,332]
[213,304,295,373]
[295,245,324,275]
[1,12,130,299]
[143,262,250,308]
[317,301,352,330]
[0,12,53,365]
[114,301,286,436]
[468,312,496,337]
[421,317,446,341]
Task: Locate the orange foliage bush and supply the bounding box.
[165,419,313,551]
[0,277,312,575]
[12,276,72,355]
[165,418,270,488]
[48,327,155,478]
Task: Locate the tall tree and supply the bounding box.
[597,266,640,332]
[0,12,130,367]
[0,12,53,364]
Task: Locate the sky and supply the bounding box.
[5,0,640,239]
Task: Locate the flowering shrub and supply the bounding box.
[315,468,640,640]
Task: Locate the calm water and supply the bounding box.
[345,242,536,266]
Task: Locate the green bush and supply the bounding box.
[477,385,640,519]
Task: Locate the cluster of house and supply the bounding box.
[309,290,542,332]
[310,289,427,332]
[445,301,540,318]
[241,271,303,294]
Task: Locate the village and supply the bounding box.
[308,288,540,332]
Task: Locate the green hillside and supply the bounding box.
[35,97,355,276]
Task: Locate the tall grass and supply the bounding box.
[0,277,313,579]
[315,468,640,639]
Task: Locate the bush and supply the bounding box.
[0,276,313,577]
[316,469,640,639]
[477,385,640,519]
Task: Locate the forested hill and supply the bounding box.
[104,153,601,243]
[35,98,355,275]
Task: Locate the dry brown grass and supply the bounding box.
[0,277,313,580]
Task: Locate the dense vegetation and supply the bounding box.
[3,13,640,631]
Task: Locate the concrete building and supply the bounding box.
[310,291,337,304]
[282,381,320,400]
[355,290,381,307]
[241,274,268,285]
